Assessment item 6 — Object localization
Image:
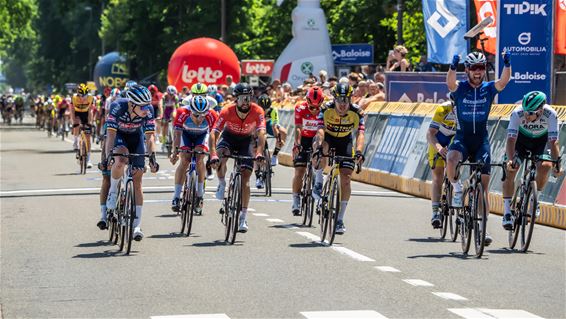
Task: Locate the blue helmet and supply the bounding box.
[124,80,138,90]
[125,84,151,106]
[190,95,209,114]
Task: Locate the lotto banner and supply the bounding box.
[556,0,566,55]
[474,0,498,54]
[496,0,554,104]
[422,0,469,64]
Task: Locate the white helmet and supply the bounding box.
[464,52,486,67]
[166,85,177,95]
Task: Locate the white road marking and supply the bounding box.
[402,279,434,287]
[447,308,495,319]
[151,314,231,319]
[247,208,256,212]
[296,231,322,242]
[476,308,543,319]
[432,292,468,301]
[252,213,269,217]
[266,218,284,223]
[374,266,401,273]
[331,246,375,262]
[300,310,388,319]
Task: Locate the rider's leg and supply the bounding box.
[338,167,354,221]
[174,153,191,200]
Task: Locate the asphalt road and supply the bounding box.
[1,119,565,319]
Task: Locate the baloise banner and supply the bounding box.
[422,0,468,64]
[385,72,466,103]
[497,0,554,104]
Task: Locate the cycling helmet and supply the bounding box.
[110,88,121,97]
[77,83,88,95]
[166,85,177,95]
[190,95,210,114]
[124,80,137,90]
[306,87,324,106]
[46,98,53,105]
[233,82,253,97]
[180,96,191,107]
[464,52,487,67]
[148,84,158,94]
[208,85,218,93]
[522,91,546,113]
[332,83,353,98]
[125,84,152,106]
[191,83,208,95]
[257,94,272,110]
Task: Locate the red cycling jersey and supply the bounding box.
[294,102,320,138]
[151,92,163,107]
[213,103,265,136]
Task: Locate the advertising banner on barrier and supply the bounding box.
[497,0,554,103]
[403,117,432,179]
[474,0,498,54]
[422,0,468,64]
[331,44,373,65]
[385,72,466,103]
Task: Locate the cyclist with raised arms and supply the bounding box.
[209,82,266,233]
[427,93,457,228]
[312,83,365,234]
[104,84,159,241]
[502,91,562,229]
[446,51,511,245]
[291,87,324,216]
[170,95,218,214]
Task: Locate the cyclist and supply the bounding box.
[44,99,56,132]
[104,84,159,240]
[161,85,179,147]
[170,95,218,214]
[71,83,95,168]
[148,84,163,143]
[14,94,24,123]
[191,83,218,180]
[427,93,457,228]
[291,86,324,216]
[56,96,71,135]
[209,82,266,233]
[446,51,511,245]
[312,83,365,234]
[501,91,562,229]
[208,85,224,112]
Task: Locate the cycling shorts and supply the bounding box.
[294,136,314,167]
[75,111,89,125]
[217,131,253,171]
[113,130,146,169]
[153,105,161,119]
[163,106,174,122]
[57,108,67,119]
[428,132,454,168]
[266,120,280,137]
[181,131,209,152]
[449,133,491,174]
[515,132,548,160]
[324,133,355,170]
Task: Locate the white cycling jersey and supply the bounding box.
[507,104,558,141]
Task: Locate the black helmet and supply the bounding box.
[257,94,271,110]
[233,82,253,97]
[332,83,353,98]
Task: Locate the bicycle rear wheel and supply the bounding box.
[79,137,87,174]
[326,175,341,245]
[460,189,472,255]
[509,185,523,249]
[520,181,537,252]
[124,181,135,254]
[185,171,197,236]
[263,148,272,197]
[439,181,449,239]
[302,167,315,227]
[472,183,487,258]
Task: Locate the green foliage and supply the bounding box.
[0,0,37,58]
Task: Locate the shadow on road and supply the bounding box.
[486,248,545,255]
[75,240,112,248]
[289,242,323,248]
[155,214,179,218]
[269,223,304,229]
[407,237,449,243]
[72,250,131,258]
[148,232,186,239]
[190,240,243,247]
[406,252,471,260]
[40,149,76,154]
[54,172,82,176]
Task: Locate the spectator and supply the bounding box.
[319,70,328,85]
[328,76,338,88]
[373,72,385,85]
[181,86,190,98]
[339,77,349,84]
[361,65,371,79]
[359,82,386,110]
[352,80,369,104]
[225,75,236,95]
[348,72,361,87]
[414,54,436,72]
[386,45,410,72]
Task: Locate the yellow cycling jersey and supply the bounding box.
[429,101,456,137]
[317,102,365,138]
[72,94,94,112]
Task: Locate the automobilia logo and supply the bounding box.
[504,32,546,54]
[503,2,547,15]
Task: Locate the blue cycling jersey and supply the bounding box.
[106,98,155,134]
[452,80,499,136]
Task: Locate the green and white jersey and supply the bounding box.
[507,104,558,141]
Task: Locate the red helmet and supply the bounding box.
[306,87,324,107]
[148,84,158,94]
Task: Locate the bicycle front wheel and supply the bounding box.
[509,185,523,249]
[263,148,272,197]
[326,174,341,245]
[228,174,242,244]
[439,181,449,239]
[460,189,472,255]
[124,181,136,254]
[520,181,538,252]
[472,183,487,258]
[319,181,330,243]
[185,171,197,236]
[302,166,314,227]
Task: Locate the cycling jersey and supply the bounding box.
[452,80,499,135]
[265,107,279,126]
[317,101,365,138]
[106,98,155,134]
[174,107,218,135]
[294,102,319,138]
[429,101,457,145]
[151,92,163,107]
[163,94,178,108]
[507,104,558,141]
[213,103,265,136]
[72,94,94,112]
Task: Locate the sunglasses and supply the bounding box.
[335,96,350,104]
[237,95,251,103]
[308,106,319,111]
[192,112,208,118]
[526,109,541,116]
[469,64,486,71]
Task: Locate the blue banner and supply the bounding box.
[331,44,373,65]
[385,72,466,103]
[423,0,468,64]
[497,0,553,103]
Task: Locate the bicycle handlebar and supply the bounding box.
[175,148,209,155]
[457,161,507,182]
[313,149,362,174]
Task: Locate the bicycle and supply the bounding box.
[508,151,560,252]
[107,153,151,254]
[218,153,259,244]
[177,148,208,236]
[314,148,361,245]
[76,124,91,174]
[299,148,315,227]
[454,160,506,258]
[257,139,274,197]
[431,154,458,241]
[162,119,174,158]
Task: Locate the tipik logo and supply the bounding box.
[426,0,460,38]
[518,32,531,45]
[503,2,547,16]
[182,66,223,83]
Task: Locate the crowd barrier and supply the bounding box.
[270,101,566,230]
